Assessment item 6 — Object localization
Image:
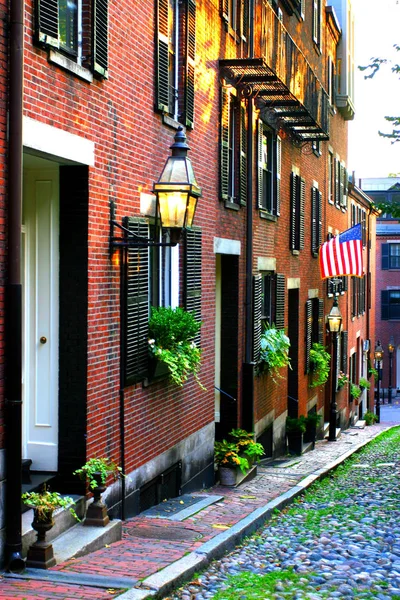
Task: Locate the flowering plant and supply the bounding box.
[148,306,205,389]
[337,371,349,389]
[214,429,264,473]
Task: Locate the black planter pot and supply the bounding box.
[287,432,303,455]
[26,511,56,569]
[147,357,170,383]
[84,472,110,527]
[304,423,317,446]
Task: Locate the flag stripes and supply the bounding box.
[319,224,363,279]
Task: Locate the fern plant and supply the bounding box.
[309,343,331,388]
[257,325,291,381]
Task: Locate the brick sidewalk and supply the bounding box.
[1,422,396,600]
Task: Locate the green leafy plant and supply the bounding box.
[257,325,291,381]
[215,429,264,473]
[73,457,123,490]
[359,377,371,391]
[148,306,205,389]
[305,412,322,427]
[350,383,362,400]
[337,371,349,389]
[22,488,79,522]
[364,410,378,426]
[286,415,306,435]
[369,365,378,379]
[309,343,330,388]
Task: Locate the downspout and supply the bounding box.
[242,0,255,432]
[119,245,126,520]
[5,0,25,573]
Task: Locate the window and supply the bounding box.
[382,243,400,269]
[382,290,400,321]
[253,273,285,362]
[328,151,334,205]
[327,56,335,107]
[327,276,347,297]
[351,204,367,246]
[351,275,365,318]
[290,172,305,251]
[220,88,247,206]
[35,0,108,77]
[332,159,348,210]
[311,186,322,256]
[312,140,321,156]
[222,0,249,40]
[257,121,281,216]
[305,298,324,373]
[156,0,196,127]
[123,218,202,385]
[312,0,321,47]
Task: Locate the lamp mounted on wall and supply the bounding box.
[110,126,202,255]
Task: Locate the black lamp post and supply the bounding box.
[327,297,342,442]
[388,337,395,405]
[375,341,384,423]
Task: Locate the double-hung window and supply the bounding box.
[221,0,249,41]
[382,243,400,269]
[257,121,281,216]
[220,88,247,206]
[382,290,400,321]
[156,0,196,128]
[253,273,285,363]
[312,0,321,48]
[311,186,322,257]
[35,0,108,77]
[305,298,324,374]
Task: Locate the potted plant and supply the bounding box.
[21,488,79,569]
[286,416,306,455]
[359,377,371,391]
[73,457,123,526]
[257,324,291,382]
[148,306,205,389]
[214,429,264,486]
[364,410,378,425]
[368,365,378,379]
[337,371,349,390]
[303,412,322,448]
[350,383,362,401]
[309,343,331,388]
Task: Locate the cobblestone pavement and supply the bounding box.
[170,425,400,599]
[1,421,397,599]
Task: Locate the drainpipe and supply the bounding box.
[119,244,126,520]
[5,0,25,573]
[242,0,255,432]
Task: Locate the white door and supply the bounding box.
[22,167,59,472]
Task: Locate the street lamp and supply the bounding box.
[388,337,395,405]
[375,340,384,423]
[327,297,342,442]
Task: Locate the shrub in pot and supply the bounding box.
[303,412,322,447]
[286,416,306,455]
[214,429,264,485]
[309,343,330,388]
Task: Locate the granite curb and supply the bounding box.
[117,426,394,599]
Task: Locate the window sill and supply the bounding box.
[224,200,240,211]
[48,50,93,83]
[292,250,300,256]
[259,210,277,222]
[162,114,185,130]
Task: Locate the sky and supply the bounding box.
[348,0,400,181]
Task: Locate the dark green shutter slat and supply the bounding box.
[290,173,297,250]
[253,275,262,363]
[318,298,324,345]
[299,177,305,250]
[341,331,348,374]
[276,136,281,216]
[124,218,149,385]
[311,187,317,255]
[35,0,59,47]
[317,190,323,249]
[275,274,285,330]
[257,120,264,209]
[156,0,169,112]
[305,299,312,374]
[184,0,196,128]
[185,228,202,344]
[382,244,389,269]
[381,290,389,320]
[220,87,229,200]
[239,103,247,205]
[93,0,108,78]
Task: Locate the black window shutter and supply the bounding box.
[318,298,324,344]
[305,299,312,374]
[241,0,249,41]
[327,278,334,297]
[382,244,389,269]
[276,136,281,216]
[311,187,317,255]
[239,103,247,205]
[92,0,108,78]
[184,0,196,128]
[124,218,150,385]
[334,159,340,206]
[220,87,230,200]
[156,0,170,113]
[221,0,229,23]
[185,228,202,344]
[381,290,389,320]
[317,190,323,249]
[341,330,348,374]
[257,120,264,209]
[290,173,298,250]
[253,275,263,363]
[299,177,305,250]
[35,0,59,47]
[342,276,348,292]
[275,274,285,329]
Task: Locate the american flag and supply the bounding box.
[319,223,363,280]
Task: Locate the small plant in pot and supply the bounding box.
[286,416,306,455]
[359,377,371,391]
[337,371,349,390]
[257,324,291,382]
[148,306,205,390]
[309,343,331,388]
[350,383,362,401]
[22,488,79,569]
[364,410,378,426]
[73,457,123,527]
[214,429,264,486]
[303,412,322,448]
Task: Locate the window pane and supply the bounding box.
[390,244,400,269]
[389,291,400,319]
[59,0,78,53]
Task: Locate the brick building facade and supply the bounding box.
[0,0,377,568]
